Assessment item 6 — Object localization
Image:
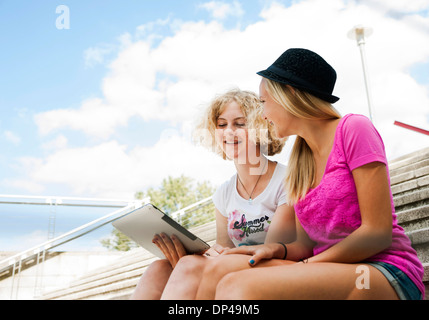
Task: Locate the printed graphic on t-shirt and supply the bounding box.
[228,209,271,245]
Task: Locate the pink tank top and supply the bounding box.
[294,114,424,298]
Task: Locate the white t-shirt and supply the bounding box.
[212,162,287,247]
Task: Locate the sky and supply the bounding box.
[1,0,429,252]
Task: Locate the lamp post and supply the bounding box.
[348,25,374,122]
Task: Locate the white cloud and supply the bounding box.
[3,178,45,194]
[7,230,47,251]
[16,134,234,198]
[199,0,244,19]
[4,130,21,145]
[360,0,429,14]
[34,98,131,139]
[83,45,114,68]
[41,134,68,151]
[26,0,429,197]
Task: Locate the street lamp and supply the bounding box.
[348,25,374,122]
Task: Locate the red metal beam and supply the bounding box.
[394,121,429,136]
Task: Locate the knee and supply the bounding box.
[201,256,226,279]
[215,272,250,300]
[174,255,205,276]
[131,259,172,300]
[148,259,172,274]
[138,259,172,284]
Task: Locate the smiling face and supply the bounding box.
[195,88,286,162]
[259,78,296,139]
[215,100,250,161]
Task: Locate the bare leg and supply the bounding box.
[161,254,293,300]
[161,255,208,300]
[130,259,172,300]
[215,262,399,300]
[196,254,293,299]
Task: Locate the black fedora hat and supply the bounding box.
[257,48,340,103]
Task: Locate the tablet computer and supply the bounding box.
[112,204,210,258]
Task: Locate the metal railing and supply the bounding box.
[0,194,140,207]
[172,196,216,227]
[0,195,214,299]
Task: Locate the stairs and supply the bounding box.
[389,146,429,299]
[40,146,429,300]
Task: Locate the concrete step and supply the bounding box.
[393,186,429,209]
[39,249,161,300]
[407,227,429,248]
[406,228,429,283]
[406,227,429,300]
[389,147,429,173]
[42,264,146,300]
[413,243,429,267]
[391,170,429,195]
[392,171,421,189]
[424,263,429,283]
[48,252,153,292]
[69,248,151,284]
[397,204,429,233]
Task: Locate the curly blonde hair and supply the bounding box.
[194,88,286,159]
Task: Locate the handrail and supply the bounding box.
[171,196,214,220]
[0,194,137,207]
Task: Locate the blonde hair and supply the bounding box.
[195,88,286,159]
[263,79,341,204]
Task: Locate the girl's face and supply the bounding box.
[215,101,249,160]
[259,79,294,138]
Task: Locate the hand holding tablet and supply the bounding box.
[112,204,210,259]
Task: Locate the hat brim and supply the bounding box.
[257,69,340,104]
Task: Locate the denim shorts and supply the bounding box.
[367,261,422,300]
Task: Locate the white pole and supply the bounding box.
[348,26,374,123]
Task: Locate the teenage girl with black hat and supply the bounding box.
[214,48,424,300]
